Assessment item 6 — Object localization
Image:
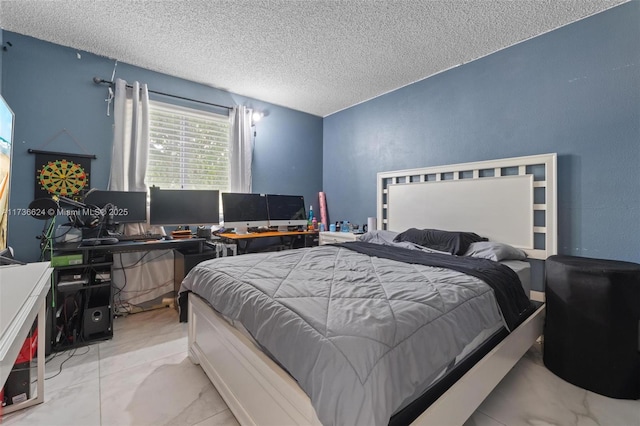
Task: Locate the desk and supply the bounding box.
[0,262,52,414]
[219,231,317,254]
[51,238,207,351]
[55,237,207,259]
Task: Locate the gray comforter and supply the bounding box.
[181,244,506,425]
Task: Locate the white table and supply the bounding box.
[0,262,52,414]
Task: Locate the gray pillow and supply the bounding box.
[357,230,399,245]
[464,241,527,261]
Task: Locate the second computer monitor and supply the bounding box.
[84,190,147,223]
[149,187,220,226]
[221,193,269,234]
[266,194,307,231]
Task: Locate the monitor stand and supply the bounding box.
[277,226,289,232]
[234,226,249,235]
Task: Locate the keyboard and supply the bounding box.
[114,233,163,241]
[80,237,119,246]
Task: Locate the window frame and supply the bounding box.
[146,100,231,192]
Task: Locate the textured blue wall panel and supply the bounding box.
[324,2,640,273]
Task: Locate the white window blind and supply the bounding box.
[147,101,230,191]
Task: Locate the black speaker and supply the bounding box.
[82,305,110,339]
[196,226,212,239]
[83,286,112,340]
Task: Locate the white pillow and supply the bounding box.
[464,241,527,261]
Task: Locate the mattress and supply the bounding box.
[500,259,531,297]
[180,243,533,425]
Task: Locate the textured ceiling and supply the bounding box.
[0,0,628,117]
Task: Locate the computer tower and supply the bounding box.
[3,362,30,406]
[3,324,36,406]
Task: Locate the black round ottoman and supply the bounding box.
[543,254,640,399]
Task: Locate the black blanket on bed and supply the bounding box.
[335,241,535,331]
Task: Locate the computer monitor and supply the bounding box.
[85,190,147,223]
[149,187,220,226]
[221,192,269,234]
[266,194,307,231]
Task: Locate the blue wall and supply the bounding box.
[1,33,322,262]
[324,2,640,271]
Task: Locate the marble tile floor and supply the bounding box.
[2,308,638,426]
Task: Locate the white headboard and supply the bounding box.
[376,153,557,260]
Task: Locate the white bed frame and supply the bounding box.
[188,153,557,425]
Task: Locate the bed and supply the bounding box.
[180,153,557,425]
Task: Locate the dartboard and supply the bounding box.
[37,159,88,196]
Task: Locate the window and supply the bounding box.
[147,101,230,191]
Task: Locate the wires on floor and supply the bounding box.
[44,347,91,381]
[112,252,174,315]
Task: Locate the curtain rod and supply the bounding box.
[92,77,233,110]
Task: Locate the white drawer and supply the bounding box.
[319,232,360,245]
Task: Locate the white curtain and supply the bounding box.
[229,106,253,192]
[109,78,152,237]
[109,78,149,193]
[108,78,173,311]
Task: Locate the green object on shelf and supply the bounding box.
[51,253,83,267]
